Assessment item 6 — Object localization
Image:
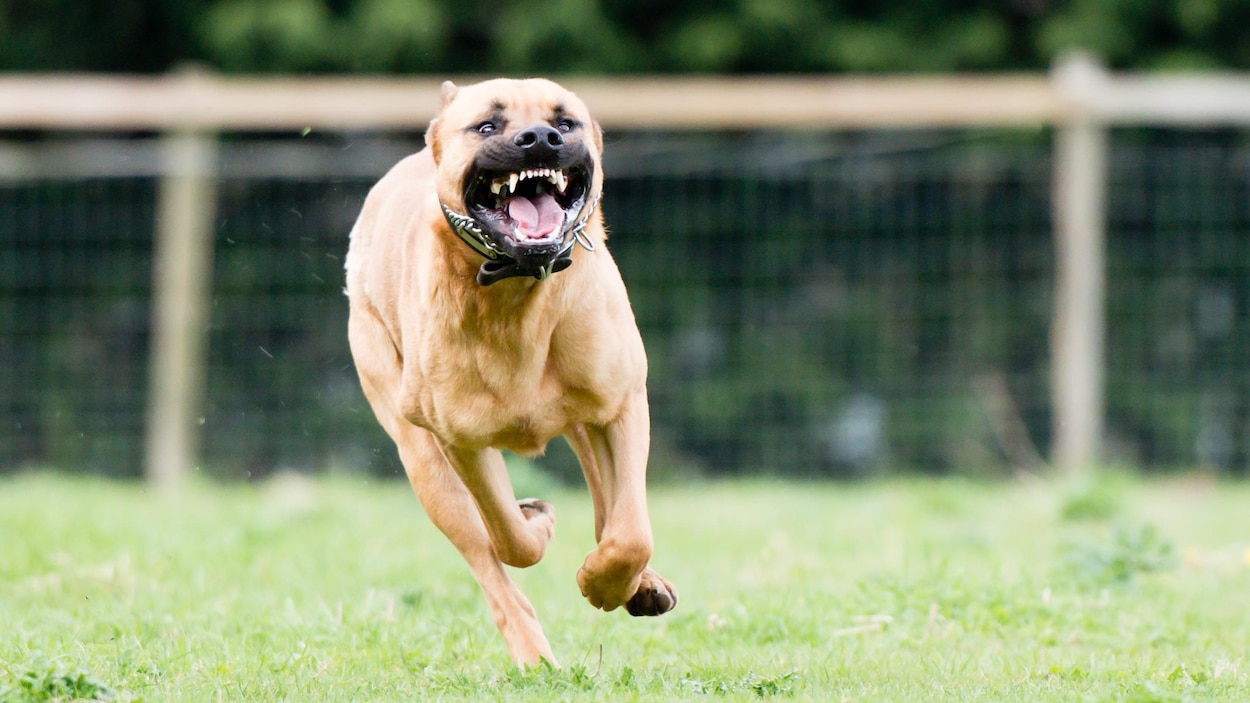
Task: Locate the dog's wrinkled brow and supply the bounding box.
[468,101,507,130]
[551,103,582,124]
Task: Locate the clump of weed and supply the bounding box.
[1061,485,1120,521]
[0,661,115,702]
[750,671,800,697]
[1064,523,1177,585]
[1117,664,1217,703]
[1059,473,1127,521]
[679,670,798,697]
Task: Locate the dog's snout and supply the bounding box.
[513,125,564,157]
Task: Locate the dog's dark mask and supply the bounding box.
[443,123,598,285]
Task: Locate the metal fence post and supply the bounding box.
[145,110,218,489]
[1051,54,1109,475]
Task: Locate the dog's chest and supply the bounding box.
[423,338,629,454]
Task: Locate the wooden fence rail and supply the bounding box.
[0,71,1068,131]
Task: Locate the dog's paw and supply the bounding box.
[625,568,678,617]
[518,497,554,516]
[518,498,556,542]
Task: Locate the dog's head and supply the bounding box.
[427,78,603,279]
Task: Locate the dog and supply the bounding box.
[344,78,678,666]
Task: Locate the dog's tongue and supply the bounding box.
[506,193,564,240]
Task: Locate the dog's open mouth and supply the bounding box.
[464,163,592,251]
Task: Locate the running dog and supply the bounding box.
[345,78,677,666]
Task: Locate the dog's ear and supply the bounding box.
[425,115,442,162]
[440,80,459,109]
[592,119,604,155]
[425,82,459,162]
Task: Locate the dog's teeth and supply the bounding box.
[553,170,567,193]
[490,180,503,195]
[508,172,519,193]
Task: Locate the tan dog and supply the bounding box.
[344,78,677,666]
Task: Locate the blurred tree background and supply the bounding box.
[2,0,1250,75]
[3,1,1249,481]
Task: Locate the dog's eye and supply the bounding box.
[555,118,578,134]
[475,121,497,136]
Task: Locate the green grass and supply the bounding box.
[2,471,1249,701]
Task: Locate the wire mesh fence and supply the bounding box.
[0,129,1247,479]
[1104,133,1250,472]
[0,175,155,473]
[607,132,1054,478]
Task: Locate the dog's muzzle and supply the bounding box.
[441,125,602,286]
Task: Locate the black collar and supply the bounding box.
[440,194,600,286]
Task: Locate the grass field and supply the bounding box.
[2,470,1249,702]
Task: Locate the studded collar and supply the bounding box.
[439,193,600,286]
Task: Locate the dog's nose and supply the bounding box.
[513,125,564,157]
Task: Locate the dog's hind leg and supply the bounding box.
[566,390,678,617]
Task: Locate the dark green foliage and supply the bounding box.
[4,0,1250,75]
[0,661,116,703]
[0,1,233,73]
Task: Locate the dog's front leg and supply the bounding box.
[394,431,557,666]
[437,443,558,570]
[567,389,678,616]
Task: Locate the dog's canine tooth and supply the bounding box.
[553,170,567,193]
[508,172,519,193]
